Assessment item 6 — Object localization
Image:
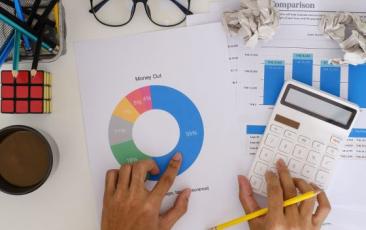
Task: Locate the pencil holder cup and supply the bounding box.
[0,0,67,64]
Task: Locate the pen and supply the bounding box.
[210,190,321,230]
[0,31,15,67]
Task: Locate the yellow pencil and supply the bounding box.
[53,3,60,33]
[210,190,321,230]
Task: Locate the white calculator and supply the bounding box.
[248,80,359,196]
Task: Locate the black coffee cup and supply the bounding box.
[0,125,56,195]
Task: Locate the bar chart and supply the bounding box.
[262,53,366,108]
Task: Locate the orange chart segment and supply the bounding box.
[112,97,140,123]
[126,86,152,114]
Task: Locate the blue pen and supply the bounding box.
[0,32,15,67]
[13,0,32,53]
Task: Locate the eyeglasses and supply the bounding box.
[89,0,193,27]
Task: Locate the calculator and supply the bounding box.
[248,80,359,196]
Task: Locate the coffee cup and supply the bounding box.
[0,125,58,195]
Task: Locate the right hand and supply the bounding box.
[238,159,331,230]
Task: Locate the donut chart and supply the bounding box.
[108,86,204,180]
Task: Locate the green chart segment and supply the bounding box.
[108,85,204,180]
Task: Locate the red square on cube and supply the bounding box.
[1,86,14,98]
[16,86,29,98]
[30,86,43,99]
[16,101,28,113]
[30,100,43,113]
[1,71,14,84]
[16,71,30,84]
[1,100,14,113]
[31,71,44,84]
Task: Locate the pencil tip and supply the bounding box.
[31,69,37,77]
[12,70,18,78]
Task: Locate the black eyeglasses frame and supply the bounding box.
[89,0,193,28]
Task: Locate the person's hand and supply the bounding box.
[238,159,331,230]
[101,153,191,230]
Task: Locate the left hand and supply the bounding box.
[101,153,191,230]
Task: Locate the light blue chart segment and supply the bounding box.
[292,53,313,86]
[320,61,341,97]
[348,64,366,108]
[150,86,204,180]
[264,60,285,105]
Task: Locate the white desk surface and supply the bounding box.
[0,0,211,229]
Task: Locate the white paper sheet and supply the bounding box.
[187,0,366,227]
[74,23,254,229]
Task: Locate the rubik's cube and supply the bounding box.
[1,70,52,114]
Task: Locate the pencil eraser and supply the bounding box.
[1,86,14,98]
[16,101,28,113]
[16,86,29,98]
[1,71,14,84]
[31,71,44,84]
[30,100,43,113]
[30,86,43,99]
[16,71,30,84]
[1,100,14,113]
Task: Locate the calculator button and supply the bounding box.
[250,176,263,190]
[261,181,267,194]
[307,151,321,165]
[274,154,289,165]
[254,162,269,175]
[293,145,308,160]
[270,125,283,134]
[321,156,335,170]
[326,146,338,156]
[298,136,311,146]
[288,159,303,173]
[302,165,316,178]
[259,148,275,163]
[278,140,293,154]
[312,141,325,152]
[265,134,280,148]
[284,130,296,140]
[316,171,330,184]
[330,136,342,146]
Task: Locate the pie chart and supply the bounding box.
[108,85,204,180]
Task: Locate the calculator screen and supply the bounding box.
[281,84,357,129]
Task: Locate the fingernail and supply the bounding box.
[265,170,274,177]
[276,159,286,169]
[184,189,192,200]
[173,152,182,161]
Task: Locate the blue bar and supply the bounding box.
[246,125,266,135]
[349,64,366,108]
[349,129,366,138]
[292,53,313,86]
[264,60,285,105]
[320,61,341,96]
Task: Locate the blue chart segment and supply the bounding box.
[108,85,204,180]
[292,53,313,86]
[349,64,366,108]
[320,61,341,97]
[150,86,204,180]
[264,60,285,105]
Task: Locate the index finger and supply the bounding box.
[265,171,284,218]
[152,153,182,200]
